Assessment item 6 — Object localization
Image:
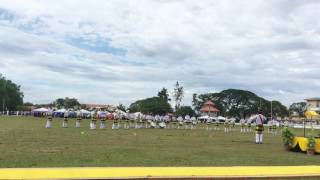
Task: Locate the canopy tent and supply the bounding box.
[217,116,226,122]
[32,108,49,113]
[198,115,210,120]
[54,109,66,113]
[98,111,109,118]
[80,109,91,114]
[305,110,319,119]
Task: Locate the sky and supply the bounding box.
[0,0,320,107]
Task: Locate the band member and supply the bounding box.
[129,114,135,128]
[206,117,212,131]
[90,111,97,130]
[184,115,191,129]
[191,116,197,129]
[112,113,120,129]
[45,111,53,128]
[141,114,148,128]
[145,114,152,128]
[62,110,69,128]
[270,118,278,136]
[150,115,157,128]
[76,110,82,128]
[124,117,129,129]
[177,116,184,129]
[100,114,107,129]
[136,113,143,129]
[224,120,230,133]
[214,119,220,130]
[246,119,252,132]
[171,116,177,129]
[159,115,166,129]
[240,118,246,133]
[252,110,266,144]
[164,115,170,129]
[231,119,236,130]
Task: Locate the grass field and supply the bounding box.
[0,116,319,168]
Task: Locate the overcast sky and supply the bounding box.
[0,0,320,107]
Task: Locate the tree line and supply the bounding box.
[0,74,24,111]
[0,75,309,118]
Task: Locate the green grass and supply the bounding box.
[0,116,319,168]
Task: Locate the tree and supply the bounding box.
[54,98,65,108]
[53,97,80,109]
[289,102,307,117]
[17,102,34,111]
[117,103,127,112]
[175,106,196,117]
[173,81,184,110]
[129,97,172,115]
[193,89,288,119]
[192,93,198,109]
[158,88,170,102]
[0,74,24,111]
[64,97,80,109]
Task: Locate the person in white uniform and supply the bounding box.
[184,115,191,129]
[177,116,184,129]
[251,110,266,144]
[45,110,53,128]
[62,110,69,128]
[76,110,82,128]
[240,118,246,133]
[191,116,197,129]
[90,111,97,130]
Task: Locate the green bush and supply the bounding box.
[281,127,294,146]
[307,133,316,150]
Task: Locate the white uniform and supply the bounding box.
[206,117,213,131]
[171,116,177,129]
[90,111,97,130]
[76,111,82,128]
[177,116,184,129]
[240,119,246,133]
[159,116,166,129]
[45,111,53,128]
[62,111,69,128]
[191,117,197,129]
[251,113,266,144]
[184,115,191,129]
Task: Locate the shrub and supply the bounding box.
[281,127,294,146]
[307,133,316,150]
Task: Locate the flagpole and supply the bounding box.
[271,100,273,120]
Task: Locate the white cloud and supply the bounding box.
[0,0,320,107]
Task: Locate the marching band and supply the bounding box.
[44,109,280,144]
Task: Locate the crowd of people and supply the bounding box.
[41,109,287,144]
[0,108,288,144]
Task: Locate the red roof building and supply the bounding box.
[200,101,220,116]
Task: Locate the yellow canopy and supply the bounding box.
[304,110,319,119]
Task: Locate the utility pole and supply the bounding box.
[2,99,4,114]
[271,100,273,120]
[2,80,7,114]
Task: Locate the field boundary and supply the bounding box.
[1,166,320,179]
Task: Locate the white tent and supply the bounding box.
[80,109,91,114]
[54,108,66,113]
[32,108,49,112]
[228,117,236,121]
[198,115,210,120]
[218,116,226,121]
